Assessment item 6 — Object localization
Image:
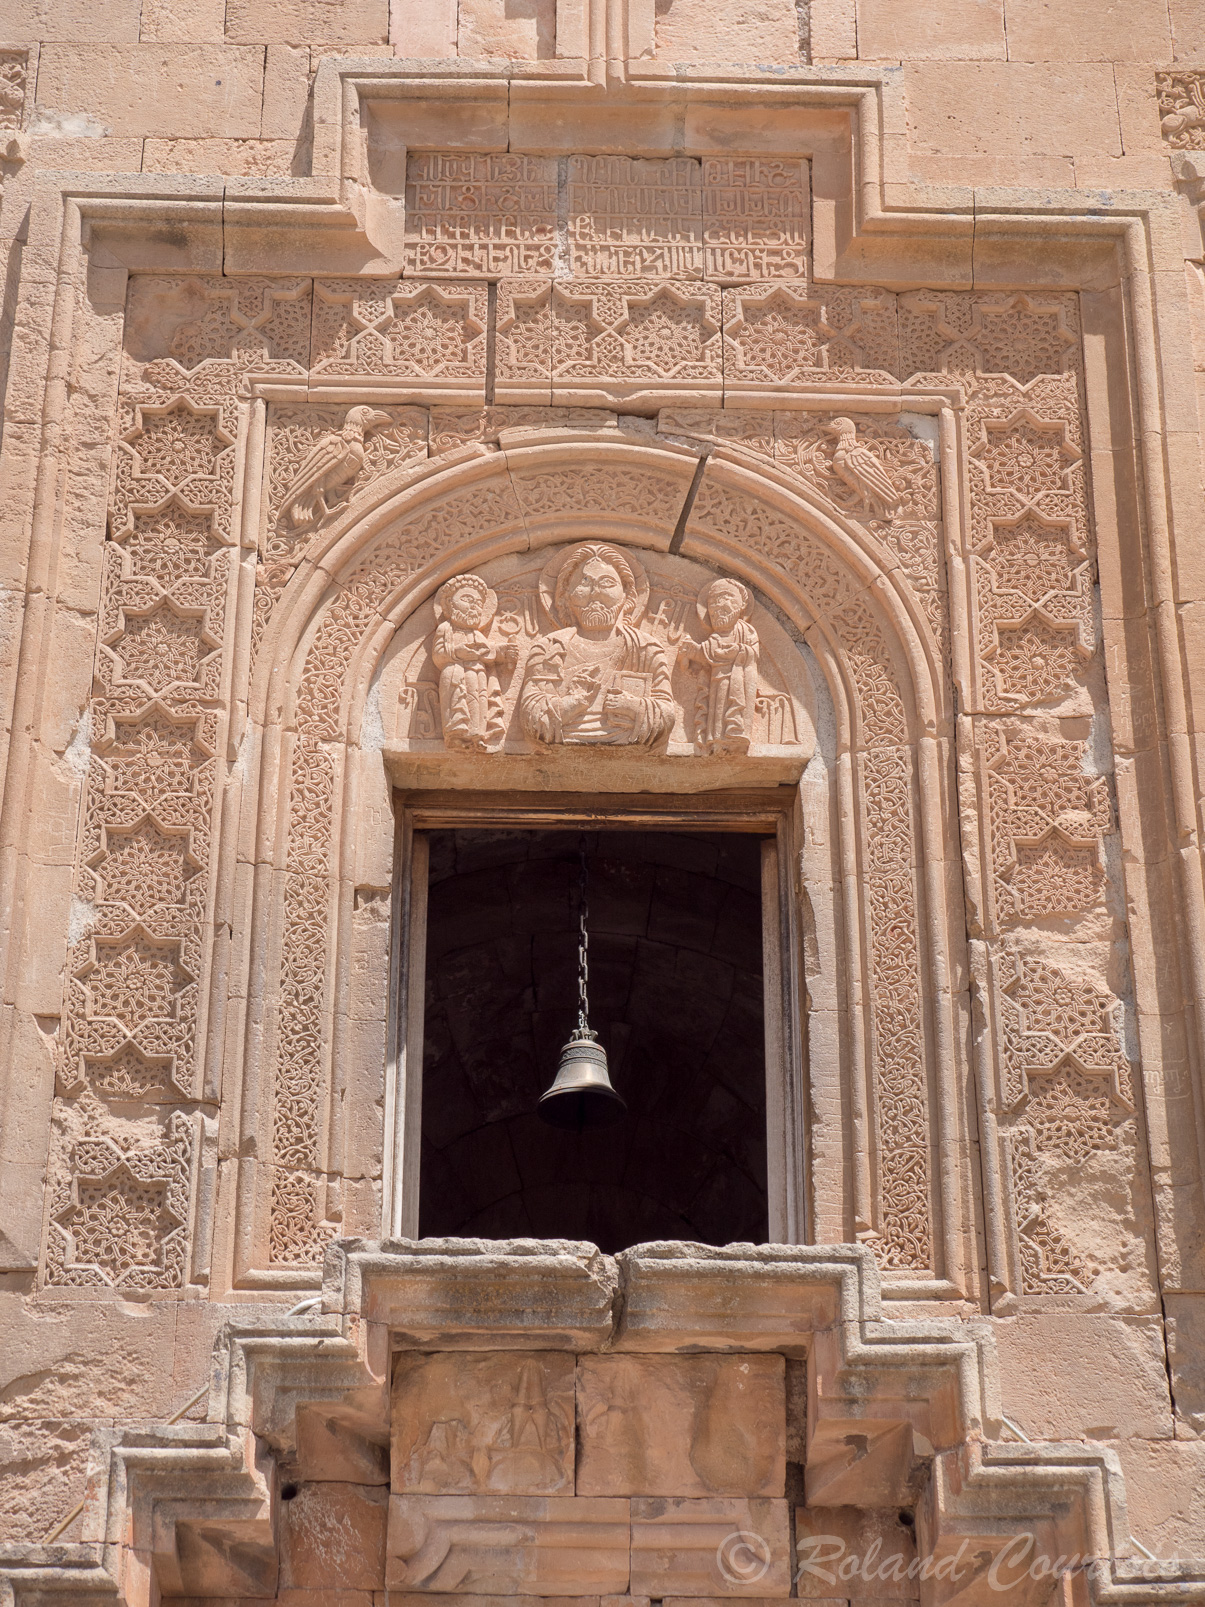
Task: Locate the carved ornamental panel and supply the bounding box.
[31,157,1155,1311]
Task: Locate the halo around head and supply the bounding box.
[435,572,497,629]
[539,542,650,628]
[697,576,753,626]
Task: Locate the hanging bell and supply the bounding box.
[538,1026,627,1131]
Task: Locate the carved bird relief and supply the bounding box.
[824,416,903,518]
[281,404,392,530]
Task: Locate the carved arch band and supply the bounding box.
[230,432,964,1298]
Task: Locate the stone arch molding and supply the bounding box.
[230,430,964,1296]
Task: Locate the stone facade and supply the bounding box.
[1,0,1205,1600]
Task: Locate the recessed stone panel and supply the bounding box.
[404,153,559,278]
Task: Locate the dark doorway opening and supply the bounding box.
[418,829,769,1253]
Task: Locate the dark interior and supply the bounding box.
[418,828,769,1253]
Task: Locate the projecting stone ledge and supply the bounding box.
[326,1237,877,1353]
[335,1236,622,1349]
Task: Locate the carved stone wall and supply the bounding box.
[24,231,1148,1314]
[4,0,1205,1577]
[42,279,312,1288]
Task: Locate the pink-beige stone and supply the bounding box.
[630,1498,792,1597]
[392,1352,576,1496]
[386,1495,631,1593]
[0,2,1203,1601]
[577,1354,785,1497]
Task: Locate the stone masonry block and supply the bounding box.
[577,1355,785,1498]
[630,1498,791,1597]
[903,62,1124,160]
[34,45,265,139]
[1005,0,1172,63]
[296,1405,390,1485]
[261,44,311,139]
[390,0,458,54]
[386,1494,631,1593]
[795,1508,919,1601]
[992,1314,1172,1441]
[392,1352,576,1495]
[652,0,800,64]
[3,0,141,42]
[225,0,388,44]
[139,0,226,42]
[142,138,297,176]
[457,0,555,60]
[1165,1294,1205,1435]
[855,0,1005,60]
[280,1481,389,1590]
[1113,1438,1205,1560]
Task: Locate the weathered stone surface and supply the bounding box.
[34,44,266,137]
[794,1508,918,1600]
[296,1405,390,1485]
[392,1352,575,1495]
[630,1498,791,1597]
[0,1418,90,1543]
[1165,1293,1205,1434]
[577,1355,785,1497]
[350,1239,620,1348]
[386,1494,631,1593]
[225,0,388,42]
[280,1482,389,1590]
[992,1314,1173,1441]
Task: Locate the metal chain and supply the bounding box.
[577,834,590,1031]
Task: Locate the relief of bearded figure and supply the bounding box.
[431,572,518,751]
[519,543,676,748]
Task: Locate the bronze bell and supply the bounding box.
[538,1026,627,1130]
[539,838,627,1130]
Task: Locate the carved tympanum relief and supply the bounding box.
[378,543,814,762]
[431,574,518,751]
[518,545,676,749]
[678,580,761,755]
